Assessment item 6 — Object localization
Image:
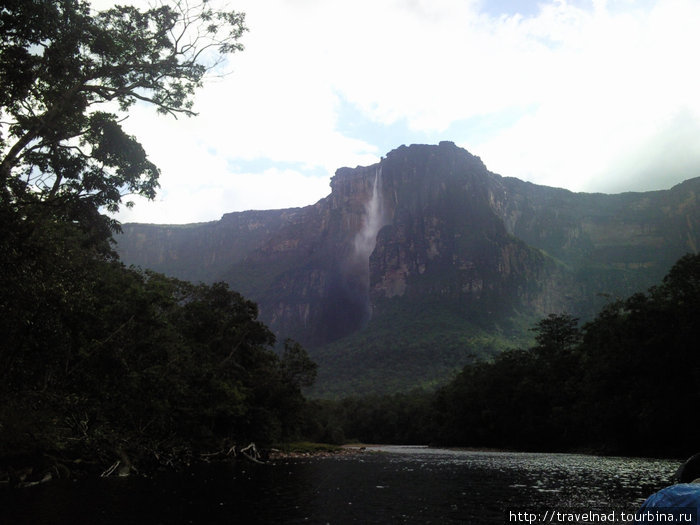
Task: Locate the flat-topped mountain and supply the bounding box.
[116,142,699,395]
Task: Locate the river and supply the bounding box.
[0,446,679,524]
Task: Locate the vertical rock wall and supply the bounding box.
[116,142,700,350]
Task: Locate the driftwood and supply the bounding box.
[3,462,70,488]
[198,443,266,464]
[7,441,269,486]
[100,447,135,478]
[239,443,265,464]
[100,460,121,478]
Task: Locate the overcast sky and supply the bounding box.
[94,0,700,224]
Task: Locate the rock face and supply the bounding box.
[117,209,300,284]
[369,143,549,315]
[116,142,699,390]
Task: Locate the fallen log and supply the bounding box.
[239,443,265,464]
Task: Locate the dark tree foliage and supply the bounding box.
[577,253,700,457]
[301,390,434,446]
[427,313,583,451]
[0,1,319,481]
[0,0,246,233]
[431,253,700,458]
[0,239,318,475]
[531,313,581,355]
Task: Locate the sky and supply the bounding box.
[91,0,700,224]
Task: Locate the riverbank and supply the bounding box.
[267,442,373,460]
[0,441,372,488]
[0,447,677,524]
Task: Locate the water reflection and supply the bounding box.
[0,447,678,524]
[367,446,676,523]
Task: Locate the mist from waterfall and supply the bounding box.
[344,166,387,327]
[353,166,385,263]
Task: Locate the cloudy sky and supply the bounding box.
[96,0,700,224]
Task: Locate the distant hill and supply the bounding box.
[116,142,699,396]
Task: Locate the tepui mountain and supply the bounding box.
[115,142,699,396]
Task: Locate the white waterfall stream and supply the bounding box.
[348,166,387,325]
[353,166,385,263]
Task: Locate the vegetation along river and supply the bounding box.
[0,447,678,524]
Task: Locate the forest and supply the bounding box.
[305,252,700,460]
[2,0,699,487]
[0,0,316,483]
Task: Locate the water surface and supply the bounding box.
[0,446,678,524]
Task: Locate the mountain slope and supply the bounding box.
[115,142,699,395]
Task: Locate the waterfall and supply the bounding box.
[346,166,386,326]
[353,166,385,262]
[324,165,387,336]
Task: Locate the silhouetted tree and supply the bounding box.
[1,0,246,233]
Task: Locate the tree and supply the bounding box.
[0,0,249,428]
[280,339,318,390]
[0,0,246,234]
[578,253,700,456]
[530,313,581,355]
[0,1,291,478]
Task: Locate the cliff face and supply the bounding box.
[115,142,699,391]
[369,143,550,315]
[117,208,300,284]
[253,142,549,346]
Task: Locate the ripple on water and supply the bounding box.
[0,448,680,524]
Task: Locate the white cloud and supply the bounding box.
[117,163,332,224]
[115,102,337,223]
[93,0,700,223]
[472,0,700,191]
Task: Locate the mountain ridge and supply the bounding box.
[115,142,699,395]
